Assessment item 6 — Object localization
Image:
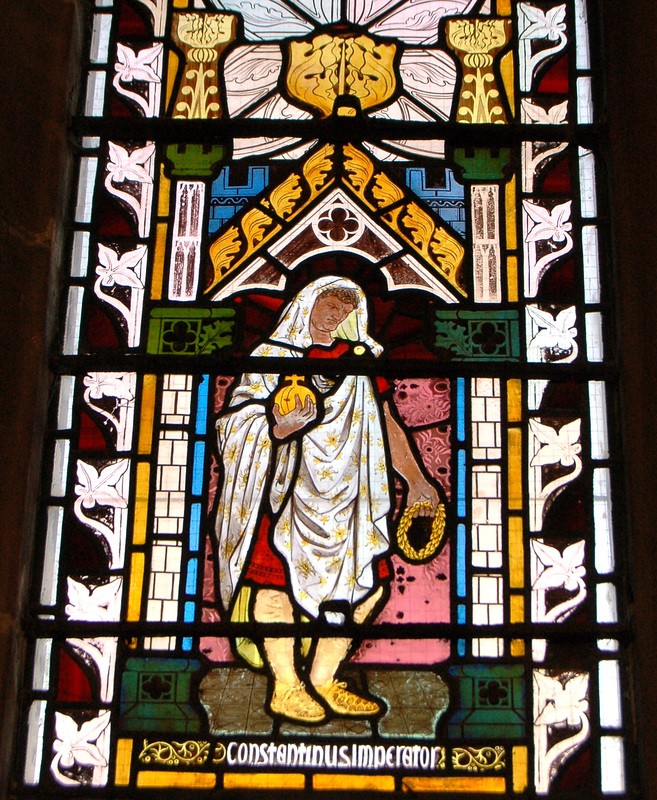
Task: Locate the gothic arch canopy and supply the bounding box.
[207,143,466,301]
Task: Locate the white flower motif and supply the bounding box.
[524,200,572,243]
[519,3,566,41]
[74,460,129,510]
[65,577,123,622]
[527,305,577,361]
[115,43,162,84]
[521,98,567,124]
[106,142,155,185]
[534,671,588,728]
[530,418,581,468]
[96,243,146,289]
[83,373,135,402]
[51,711,110,784]
[532,540,586,592]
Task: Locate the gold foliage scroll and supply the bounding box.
[344,144,403,211]
[446,18,512,124]
[344,143,465,294]
[139,740,211,766]
[171,13,237,119]
[384,201,466,294]
[207,145,335,294]
[286,33,396,118]
[452,746,506,772]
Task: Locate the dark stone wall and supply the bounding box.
[0,1,81,795]
[0,0,655,796]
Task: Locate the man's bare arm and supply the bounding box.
[383,400,440,513]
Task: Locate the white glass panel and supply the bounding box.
[74,157,98,223]
[528,379,548,411]
[90,14,112,63]
[577,76,593,124]
[32,639,52,692]
[588,382,609,459]
[598,639,620,652]
[63,286,84,355]
[599,660,622,728]
[96,0,113,6]
[50,440,70,497]
[472,638,504,657]
[601,736,625,794]
[82,136,101,149]
[57,376,76,430]
[40,507,64,606]
[582,225,601,303]
[597,582,618,624]
[71,231,89,277]
[84,71,106,116]
[574,0,591,68]
[23,700,47,785]
[585,312,604,361]
[594,468,615,573]
[578,147,597,217]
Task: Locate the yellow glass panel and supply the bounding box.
[507,379,522,422]
[313,775,395,791]
[157,164,170,217]
[133,462,150,545]
[509,516,524,588]
[115,739,133,786]
[402,776,505,793]
[137,772,216,788]
[173,0,188,6]
[510,594,524,623]
[510,638,525,657]
[496,0,512,14]
[224,774,305,790]
[166,52,179,110]
[505,177,517,250]
[512,746,528,793]
[508,428,522,510]
[506,255,518,303]
[138,374,157,454]
[151,222,167,301]
[500,52,515,117]
[127,553,145,621]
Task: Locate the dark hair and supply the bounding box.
[319,287,360,309]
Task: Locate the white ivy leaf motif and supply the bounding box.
[83,373,135,402]
[530,418,582,468]
[534,672,588,728]
[65,577,123,622]
[96,244,146,289]
[519,3,566,40]
[533,540,586,592]
[524,200,572,243]
[75,461,129,509]
[115,43,162,84]
[107,142,155,184]
[528,305,577,352]
[53,711,110,770]
[521,98,568,124]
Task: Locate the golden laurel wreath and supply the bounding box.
[396,501,446,561]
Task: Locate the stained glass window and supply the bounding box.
[15,0,632,795]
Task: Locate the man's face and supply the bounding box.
[310,294,355,333]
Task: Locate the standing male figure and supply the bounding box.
[215,276,440,722]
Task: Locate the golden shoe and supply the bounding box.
[314,681,380,716]
[269,682,326,723]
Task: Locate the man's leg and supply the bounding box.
[253,588,325,722]
[309,586,384,716]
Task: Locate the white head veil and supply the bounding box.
[268,275,383,356]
